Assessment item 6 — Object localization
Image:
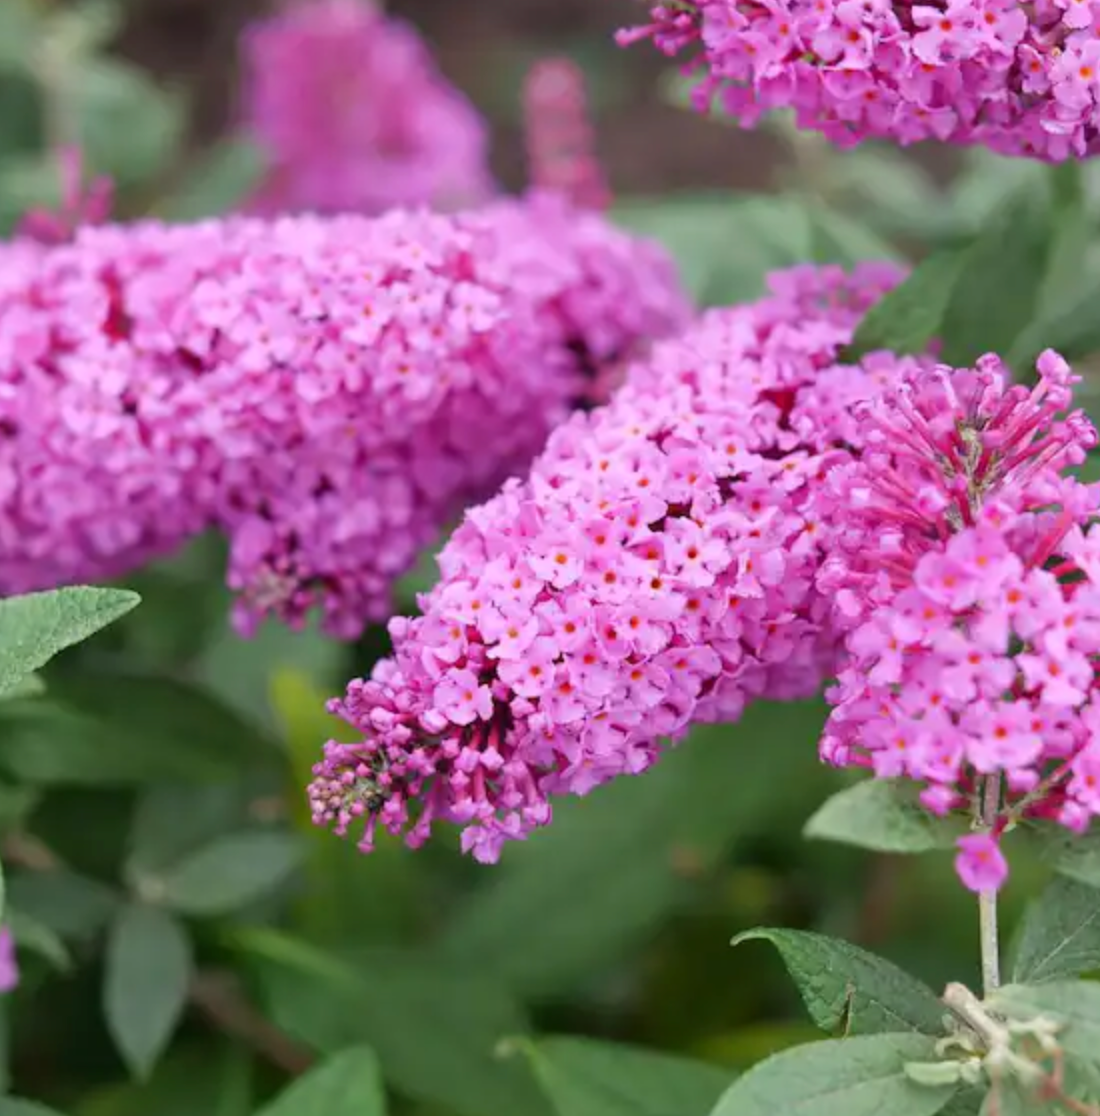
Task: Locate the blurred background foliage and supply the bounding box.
[0,1,1095,1115]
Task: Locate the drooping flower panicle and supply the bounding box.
[240,0,493,215]
[816,351,1100,890]
[0,195,687,637]
[309,262,927,862]
[619,0,1100,161]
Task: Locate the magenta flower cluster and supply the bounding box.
[619,0,1100,160]
[239,0,493,216]
[0,196,687,637]
[308,262,930,862]
[817,351,1100,891]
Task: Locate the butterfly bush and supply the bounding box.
[240,0,493,215]
[0,195,686,637]
[619,0,1100,160]
[308,262,938,862]
[816,351,1100,891]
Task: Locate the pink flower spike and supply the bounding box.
[955,833,1008,893]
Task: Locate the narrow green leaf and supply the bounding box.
[0,1100,69,1116]
[151,831,302,916]
[235,929,549,1116]
[842,251,963,361]
[993,982,1100,1065]
[804,779,962,854]
[710,1034,956,1116]
[7,870,119,942]
[255,1047,385,1116]
[103,904,193,1079]
[6,909,71,971]
[519,1036,730,1116]
[939,188,1050,366]
[732,929,945,1037]
[1012,877,1100,983]
[0,587,139,698]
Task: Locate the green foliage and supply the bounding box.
[103,903,193,1078]
[157,140,268,221]
[992,982,1100,1067]
[516,1036,731,1116]
[1011,877,1100,983]
[235,929,549,1116]
[139,831,302,917]
[732,929,945,1037]
[255,1048,385,1116]
[804,779,962,855]
[0,588,139,698]
[439,702,827,999]
[708,1034,957,1116]
[841,251,963,362]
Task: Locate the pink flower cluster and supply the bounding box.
[619,0,1100,160]
[239,0,493,215]
[0,195,687,637]
[308,262,930,862]
[817,351,1100,891]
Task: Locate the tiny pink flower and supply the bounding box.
[955,833,1008,893]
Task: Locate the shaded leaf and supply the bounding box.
[149,831,303,916]
[104,904,193,1079]
[235,928,549,1116]
[1012,877,1100,983]
[939,188,1051,366]
[0,587,139,698]
[439,702,829,999]
[0,1101,69,1116]
[255,1047,385,1116]
[732,929,945,1037]
[710,1034,956,1116]
[518,1036,730,1116]
[804,779,961,854]
[7,870,119,941]
[1043,827,1100,890]
[7,909,71,971]
[842,251,962,362]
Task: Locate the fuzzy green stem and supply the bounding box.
[978,774,1002,998]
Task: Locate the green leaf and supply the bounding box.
[518,1036,730,1116]
[0,1100,69,1116]
[7,870,119,942]
[992,982,1100,1065]
[157,138,267,221]
[7,909,71,971]
[1009,273,1100,370]
[842,251,963,362]
[0,673,282,786]
[1043,826,1100,890]
[1011,877,1100,983]
[939,188,1051,366]
[73,59,185,187]
[0,673,44,701]
[75,1043,253,1116]
[710,1034,956,1116]
[804,779,962,854]
[255,1047,385,1116]
[0,587,139,698]
[439,701,831,999]
[103,904,193,1079]
[144,831,302,916]
[732,929,946,1037]
[235,929,549,1116]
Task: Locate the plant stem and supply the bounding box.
[978,773,1002,998]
